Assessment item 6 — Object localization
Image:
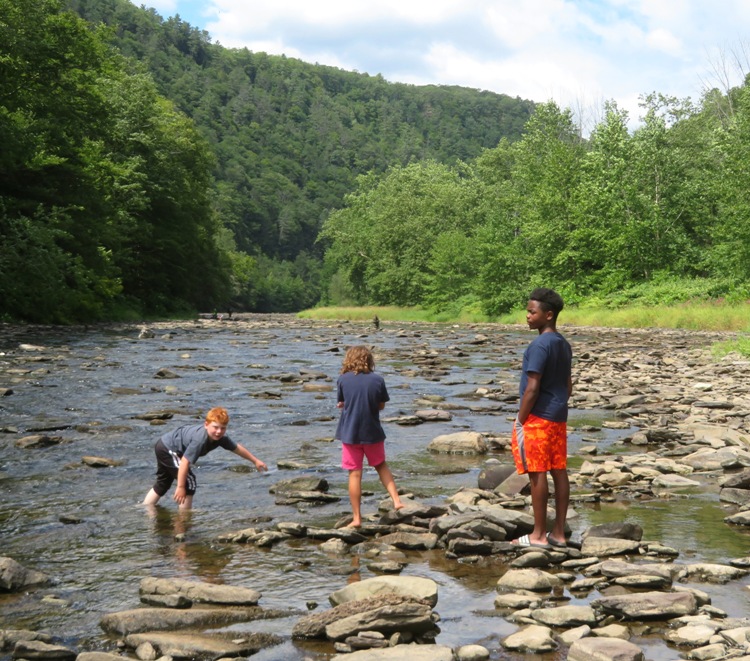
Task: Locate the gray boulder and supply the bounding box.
[269,476,329,493]
[0,557,50,592]
[427,432,487,454]
[293,595,431,640]
[0,631,52,651]
[331,645,454,661]
[591,591,697,619]
[123,631,280,659]
[583,523,643,541]
[330,576,438,607]
[11,640,75,661]
[497,568,562,592]
[580,537,641,557]
[139,577,261,605]
[100,607,266,635]
[477,464,516,490]
[373,532,439,550]
[676,563,748,584]
[530,604,599,627]
[325,600,435,641]
[76,654,128,661]
[568,636,644,661]
[502,624,557,653]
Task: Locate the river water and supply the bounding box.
[1,315,749,660]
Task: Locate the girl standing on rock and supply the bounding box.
[335,346,404,527]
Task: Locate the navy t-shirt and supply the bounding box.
[519,331,572,422]
[335,371,389,445]
[160,423,238,465]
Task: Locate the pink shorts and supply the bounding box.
[342,441,386,470]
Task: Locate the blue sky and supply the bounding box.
[133,0,750,130]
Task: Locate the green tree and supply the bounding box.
[320,161,477,306]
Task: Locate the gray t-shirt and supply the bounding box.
[160,423,238,464]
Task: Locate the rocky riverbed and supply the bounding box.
[2,314,750,661]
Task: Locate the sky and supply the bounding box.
[133,0,750,130]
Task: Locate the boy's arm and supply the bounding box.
[517,372,541,425]
[173,457,191,504]
[234,443,267,471]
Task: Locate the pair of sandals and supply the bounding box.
[514,532,567,549]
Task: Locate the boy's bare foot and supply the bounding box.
[344,517,362,528]
[393,502,405,510]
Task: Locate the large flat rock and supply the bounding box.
[124,631,281,659]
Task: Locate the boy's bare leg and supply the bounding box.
[549,468,569,543]
[143,488,161,506]
[347,469,363,527]
[527,471,550,545]
[178,494,193,511]
[375,462,404,510]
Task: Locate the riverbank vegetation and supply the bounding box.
[5,0,750,324]
[301,300,750,333]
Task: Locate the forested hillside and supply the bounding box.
[0,0,534,322]
[66,0,535,312]
[7,0,744,324]
[323,90,750,316]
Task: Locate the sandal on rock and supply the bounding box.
[512,534,551,550]
[546,532,567,548]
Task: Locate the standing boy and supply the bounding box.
[142,406,267,510]
[511,288,573,548]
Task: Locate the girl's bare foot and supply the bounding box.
[344,518,362,528]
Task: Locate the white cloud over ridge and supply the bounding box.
[136,0,750,128]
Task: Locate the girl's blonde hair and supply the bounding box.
[341,345,374,374]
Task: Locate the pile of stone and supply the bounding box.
[292,576,441,654]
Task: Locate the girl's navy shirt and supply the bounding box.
[335,371,389,444]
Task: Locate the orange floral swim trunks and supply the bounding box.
[511,413,567,474]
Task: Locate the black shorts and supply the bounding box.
[152,439,197,496]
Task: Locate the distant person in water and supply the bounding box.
[373,315,380,330]
[335,345,404,527]
[142,407,267,510]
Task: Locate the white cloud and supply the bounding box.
[135,0,750,128]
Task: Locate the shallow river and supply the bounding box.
[1,315,749,660]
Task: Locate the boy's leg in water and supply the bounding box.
[143,488,161,506]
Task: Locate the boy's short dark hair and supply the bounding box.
[529,288,564,319]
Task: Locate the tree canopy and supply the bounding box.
[5,0,750,322]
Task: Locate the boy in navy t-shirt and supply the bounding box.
[511,288,573,549]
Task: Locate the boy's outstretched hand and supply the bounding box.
[254,459,268,472]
